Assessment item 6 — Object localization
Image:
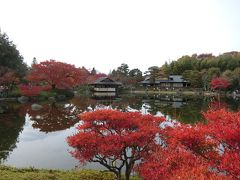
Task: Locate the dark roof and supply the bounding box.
[140,75,187,84]
[90,77,122,86]
[168,75,187,83]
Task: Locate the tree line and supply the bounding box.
[161,52,240,90]
[109,52,240,91]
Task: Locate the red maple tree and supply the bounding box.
[211,77,230,90]
[138,108,240,179]
[19,84,51,97]
[27,60,88,89]
[137,146,222,180]
[67,109,164,180]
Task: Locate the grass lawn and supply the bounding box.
[131,90,217,96]
[0,166,140,180]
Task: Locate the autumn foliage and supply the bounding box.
[19,84,51,97]
[0,71,18,86]
[27,60,87,89]
[68,108,240,179]
[67,109,164,180]
[211,77,230,90]
[0,69,19,93]
[138,108,240,179]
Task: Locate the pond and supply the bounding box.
[0,94,240,170]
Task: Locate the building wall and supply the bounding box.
[93,92,116,96]
[94,87,116,92]
[172,83,183,87]
[160,83,171,87]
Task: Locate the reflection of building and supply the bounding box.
[172,101,184,108]
[140,75,188,89]
[142,95,186,108]
[89,77,122,97]
[93,92,116,97]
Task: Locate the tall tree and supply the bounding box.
[146,66,165,83]
[138,109,240,179]
[0,30,28,77]
[110,63,130,85]
[27,60,87,89]
[67,109,164,180]
[128,68,143,85]
[232,67,240,89]
[182,70,202,88]
[116,63,129,76]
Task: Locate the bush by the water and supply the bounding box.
[53,89,74,98]
[38,91,57,100]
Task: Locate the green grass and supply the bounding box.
[39,91,57,99]
[0,166,140,180]
[0,166,115,180]
[130,90,218,96]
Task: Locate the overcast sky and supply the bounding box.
[0,0,240,73]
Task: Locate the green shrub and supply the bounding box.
[53,89,74,98]
[7,89,21,97]
[39,91,57,99]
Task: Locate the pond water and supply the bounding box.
[0,94,240,170]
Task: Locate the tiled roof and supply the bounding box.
[140,75,187,84]
[169,75,187,83]
[90,77,122,85]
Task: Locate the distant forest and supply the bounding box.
[109,51,240,90]
[161,52,240,90]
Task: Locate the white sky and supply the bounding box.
[0,0,240,73]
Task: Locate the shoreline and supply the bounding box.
[125,90,219,96]
[0,90,232,103]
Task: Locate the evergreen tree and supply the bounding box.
[0,30,28,77]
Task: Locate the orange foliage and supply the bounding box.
[27,60,88,89]
[67,109,164,180]
[139,109,240,179]
[19,84,51,97]
[211,77,230,90]
[67,109,240,179]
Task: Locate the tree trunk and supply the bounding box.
[218,90,221,108]
[125,166,131,180]
[52,84,56,90]
[125,171,130,180]
[116,172,121,180]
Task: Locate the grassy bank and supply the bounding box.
[0,166,115,180]
[0,166,139,180]
[129,90,218,96]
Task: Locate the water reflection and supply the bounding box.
[0,103,25,163]
[0,94,240,169]
[20,103,81,133]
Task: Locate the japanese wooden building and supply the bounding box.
[139,75,188,89]
[89,77,122,97]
